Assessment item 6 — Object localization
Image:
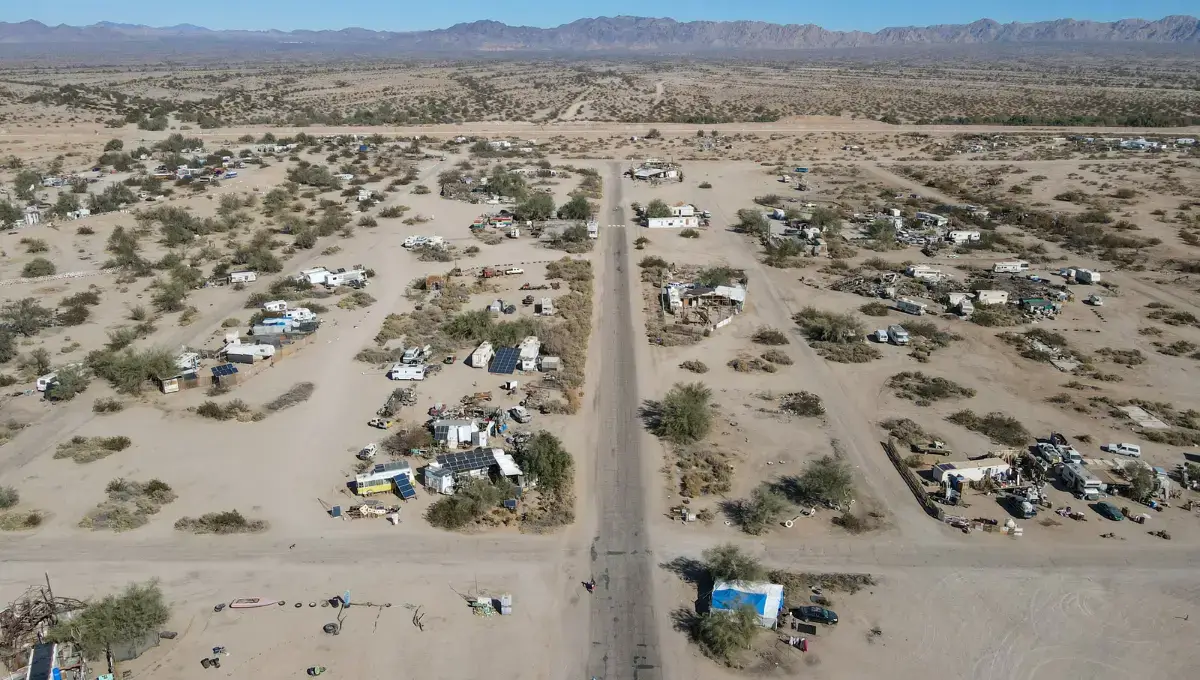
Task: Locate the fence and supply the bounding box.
[882,438,944,521]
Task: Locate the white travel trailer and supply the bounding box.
[228,271,258,284]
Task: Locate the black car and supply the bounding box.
[795,606,838,625]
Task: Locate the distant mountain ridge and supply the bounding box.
[0,15,1197,52]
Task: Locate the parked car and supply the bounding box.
[1103,443,1142,457]
[1094,501,1124,521]
[795,606,838,625]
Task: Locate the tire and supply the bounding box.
[201,659,211,669]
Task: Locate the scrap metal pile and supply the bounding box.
[1,586,86,672]
[377,387,418,417]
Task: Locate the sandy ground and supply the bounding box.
[1,117,1199,680]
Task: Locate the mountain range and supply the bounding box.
[0,15,1197,53]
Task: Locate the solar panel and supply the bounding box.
[395,476,417,500]
[489,347,520,374]
[211,364,239,377]
[436,448,495,474]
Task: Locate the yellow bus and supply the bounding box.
[354,461,412,496]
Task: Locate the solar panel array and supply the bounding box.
[489,347,520,374]
[436,449,495,474]
[395,475,417,500]
[211,363,239,377]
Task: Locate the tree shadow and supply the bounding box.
[638,399,663,433]
[659,556,706,584]
[670,606,701,639]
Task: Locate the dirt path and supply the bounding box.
[585,163,662,680]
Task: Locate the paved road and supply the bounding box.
[586,164,662,680]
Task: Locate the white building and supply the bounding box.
[947,230,981,245]
[933,458,1012,485]
[669,202,695,217]
[228,271,258,284]
[470,341,495,368]
[993,261,1029,274]
[517,336,540,372]
[646,216,699,229]
[906,264,946,281]
[296,267,331,285]
[431,420,492,449]
[975,290,1010,306]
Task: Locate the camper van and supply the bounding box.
[387,364,426,381]
[263,300,288,313]
[894,298,927,316]
[36,372,58,392]
[887,325,910,346]
[285,308,317,323]
[1060,463,1106,499]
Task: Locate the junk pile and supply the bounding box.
[378,387,418,417]
[0,586,87,671]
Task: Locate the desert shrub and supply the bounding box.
[970,305,1024,327]
[680,360,708,373]
[379,205,408,218]
[337,291,377,309]
[1,298,55,336]
[752,326,789,345]
[780,455,855,507]
[0,510,44,531]
[833,511,883,534]
[676,445,733,496]
[77,226,95,235]
[695,266,742,287]
[779,391,824,416]
[639,255,669,269]
[728,355,776,373]
[92,398,125,413]
[195,399,259,421]
[731,484,790,534]
[22,258,56,278]
[679,228,700,238]
[650,382,712,444]
[425,479,507,530]
[794,307,863,343]
[860,301,891,316]
[54,435,132,463]
[87,346,176,394]
[20,237,49,253]
[46,581,170,658]
[887,371,976,404]
[948,410,1031,446]
[174,510,267,534]
[880,417,933,445]
[812,342,880,363]
[0,485,17,509]
[689,608,759,665]
[698,181,712,189]
[45,364,90,401]
[760,349,792,365]
[263,382,315,411]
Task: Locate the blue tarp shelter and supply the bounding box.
[710,580,785,628]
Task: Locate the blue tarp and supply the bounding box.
[712,587,768,615]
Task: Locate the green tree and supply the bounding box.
[151,278,189,313]
[0,200,21,227]
[558,194,595,220]
[103,139,124,152]
[702,544,766,583]
[0,330,16,364]
[735,485,790,534]
[517,431,574,494]
[1,298,54,336]
[22,257,56,278]
[644,199,672,219]
[49,581,170,659]
[652,382,712,444]
[1126,462,1157,501]
[46,364,90,401]
[694,608,759,665]
[515,193,555,221]
[53,191,81,217]
[13,169,41,201]
[786,454,855,506]
[734,208,768,236]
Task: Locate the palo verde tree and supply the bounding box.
[49,581,171,660]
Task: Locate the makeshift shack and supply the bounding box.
[710,581,785,628]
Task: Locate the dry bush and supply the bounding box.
[680,360,709,373]
[195,399,262,422]
[812,342,880,363]
[263,382,316,411]
[728,355,777,373]
[0,510,44,531]
[886,371,976,405]
[79,478,177,532]
[760,349,793,365]
[54,436,132,463]
[676,446,733,497]
[780,391,825,417]
[859,301,891,317]
[880,417,935,446]
[947,410,1030,446]
[174,510,267,534]
[92,398,125,413]
[752,326,790,345]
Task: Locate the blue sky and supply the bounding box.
[9,0,1194,32]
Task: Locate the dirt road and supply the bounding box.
[586,163,662,680]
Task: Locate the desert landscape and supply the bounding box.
[0,11,1199,680]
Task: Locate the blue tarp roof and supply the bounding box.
[712,587,769,615]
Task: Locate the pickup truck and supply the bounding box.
[1103,443,1142,457]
